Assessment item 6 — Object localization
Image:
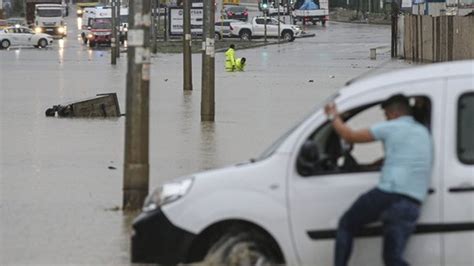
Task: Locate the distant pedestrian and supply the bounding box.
[225,44,236,72]
[325,94,433,266]
[235,57,246,71]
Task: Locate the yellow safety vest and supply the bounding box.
[235,58,245,71]
[225,48,236,72]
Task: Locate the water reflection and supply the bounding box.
[77,18,82,30]
[58,39,65,62]
[14,48,20,59]
[87,48,93,60]
[261,50,269,66]
[199,122,217,171]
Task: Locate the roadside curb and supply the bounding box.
[215,40,288,53]
[330,19,391,25]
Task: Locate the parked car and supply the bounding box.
[230,16,301,41]
[0,26,53,49]
[214,19,240,40]
[223,5,248,21]
[6,17,27,27]
[0,20,8,30]
[131,61,474,265]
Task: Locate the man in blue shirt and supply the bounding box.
[324,94,433,266]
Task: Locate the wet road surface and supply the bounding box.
[0,4,413,265]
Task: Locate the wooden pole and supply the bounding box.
[183,0,192,90]
[123,0,151,211]
[201,0,215,121]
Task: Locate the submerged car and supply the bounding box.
[0,26,53,49]
[131,61,474,265]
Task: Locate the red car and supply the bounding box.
[223,6,248,22]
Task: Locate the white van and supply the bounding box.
[131,61,474,265]
[80,6,111,42]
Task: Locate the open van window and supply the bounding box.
[257,93,340,162]
[297,96,432,177]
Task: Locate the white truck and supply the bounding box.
[34,4,67,38]
[292,0,329,25]
[230,17,301,41]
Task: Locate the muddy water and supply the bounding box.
[0,5,411,264]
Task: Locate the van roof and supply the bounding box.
[341,60,474,97]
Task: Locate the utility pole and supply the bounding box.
[123,0,151,211]
[264,10,268,42]
[111,0,117,65]
[164,7,168,41]
[157,0,161,45]
[183,0,192,91]
[116,0,121,58]
[201,0,215,121]
[151,0,157,54]
[277,0,281,42]
[391,0,399,57]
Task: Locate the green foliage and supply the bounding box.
[11,0,25,17]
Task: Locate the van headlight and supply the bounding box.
[58,27,65,33]
[35,27,42,33]
[143,177,194,212]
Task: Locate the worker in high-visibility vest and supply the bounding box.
[225,44,236,72]
[235,57,246,71]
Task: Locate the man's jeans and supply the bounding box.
[334,188,420,266]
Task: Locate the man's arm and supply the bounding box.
[325,103,375,144]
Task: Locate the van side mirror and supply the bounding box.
[297,140,321,176]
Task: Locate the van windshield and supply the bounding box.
[91,18,112,29]
[256,92,340,161]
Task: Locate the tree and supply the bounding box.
[12,0,25,17]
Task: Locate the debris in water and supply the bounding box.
[45,93,121,118]
[108,166,117,170]
[105,206,121,212]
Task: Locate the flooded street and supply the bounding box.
[1,6,413,265]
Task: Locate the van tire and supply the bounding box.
[203,232,280,265]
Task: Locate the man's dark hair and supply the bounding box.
[381,94,411,115]
[230,44,235,49]
[241,57,246,63]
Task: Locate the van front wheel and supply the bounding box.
[203,232,279,265]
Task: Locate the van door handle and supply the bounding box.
[449,184,474,193]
